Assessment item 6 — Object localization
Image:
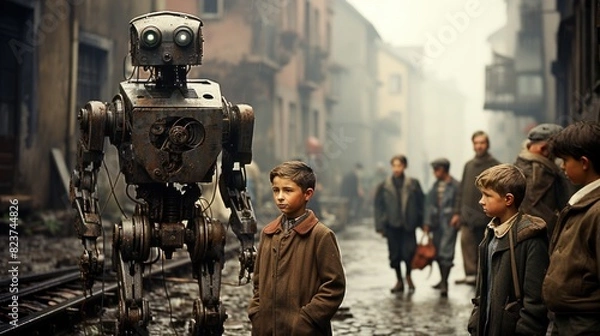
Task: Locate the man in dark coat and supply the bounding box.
[374,155,424,293]
[453,131,500,285]
[423,158,460,297]
[514,123,575,239]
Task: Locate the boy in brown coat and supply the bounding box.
[248,161,346,335]
[542,121,600,335]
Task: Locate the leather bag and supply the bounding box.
[411,232,436,270]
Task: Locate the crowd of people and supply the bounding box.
[368,120,600,335]
[244,120,600,335]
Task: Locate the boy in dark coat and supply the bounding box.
[542,121,600,335]
[248,161,346,336]
[374,154,424,293]
[468,164,549,336]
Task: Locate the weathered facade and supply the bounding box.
[555,0,600,123]
[0,0,156,210]
[375,43,409,165]
[330,0,380,181]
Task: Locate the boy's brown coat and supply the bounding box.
[248,210,346,335]
[543,186,600,313]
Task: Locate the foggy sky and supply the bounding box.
[347,0,507,144]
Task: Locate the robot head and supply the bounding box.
[129,11,203,66]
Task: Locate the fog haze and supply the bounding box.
[347,0,507,168]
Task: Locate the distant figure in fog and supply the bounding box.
[542,121,600,335]
[362,162,388,217]
[369,162,389,196]
[514,123,575,239]
[423,158,460,298]
[453,131,500,286]
[248,161,345,335]
[340,162,364,220]
[467,164,549,336]
[374,155,424,293]
[245,161,262,206]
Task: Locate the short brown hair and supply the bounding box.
[269,161,316,191]
[471,130,490,146]
[390,154,408,167]
[475,164,526,208]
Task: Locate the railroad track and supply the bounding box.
[0,232,247,336]
[0,256,196,336]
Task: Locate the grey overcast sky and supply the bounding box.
[346,0,507,126]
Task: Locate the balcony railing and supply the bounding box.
[484,61,516,111]
[484,60,544,116]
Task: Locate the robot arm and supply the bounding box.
[219,101,257,284]
[69,101,111,290]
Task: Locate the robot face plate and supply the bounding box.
[130,11,203,66]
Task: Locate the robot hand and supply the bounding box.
[228,204,257,284]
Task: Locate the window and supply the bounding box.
[287,0,297,31]
[313,8,320,47]
[77,37,109,109]
[516,74,542,98]
[275,97,283,158]
[302,105,310,144]
[389,74,402,94]
[312,110,319,137]
[288,102,298,157]
[200,0,223,18]
[331,71,343,98]
[252,20,277,61]
[0,2,35,192]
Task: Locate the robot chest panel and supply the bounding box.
[130,107,223,183]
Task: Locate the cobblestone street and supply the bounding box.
[4,216,475,335]
[331,221,473,335]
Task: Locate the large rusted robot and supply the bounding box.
[69,11,256,335]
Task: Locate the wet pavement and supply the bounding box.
[8,217,475,335]
[106,219,474,335]
[330,221,474,335]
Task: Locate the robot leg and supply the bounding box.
[187,212,227,335]
[113,209,152,334]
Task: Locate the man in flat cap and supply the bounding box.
[514,123,575,238]
[423,158,460,297]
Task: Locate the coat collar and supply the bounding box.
[263,210,319,235]
[484,213,547,252]
[517,149,562,174]
[568,179,600,207]
[383,175,412,211]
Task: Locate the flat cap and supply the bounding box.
[527,123,563,141]
[430,158,450,169]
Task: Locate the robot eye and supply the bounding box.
[141,26,161,48]
[174,26,193,47]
